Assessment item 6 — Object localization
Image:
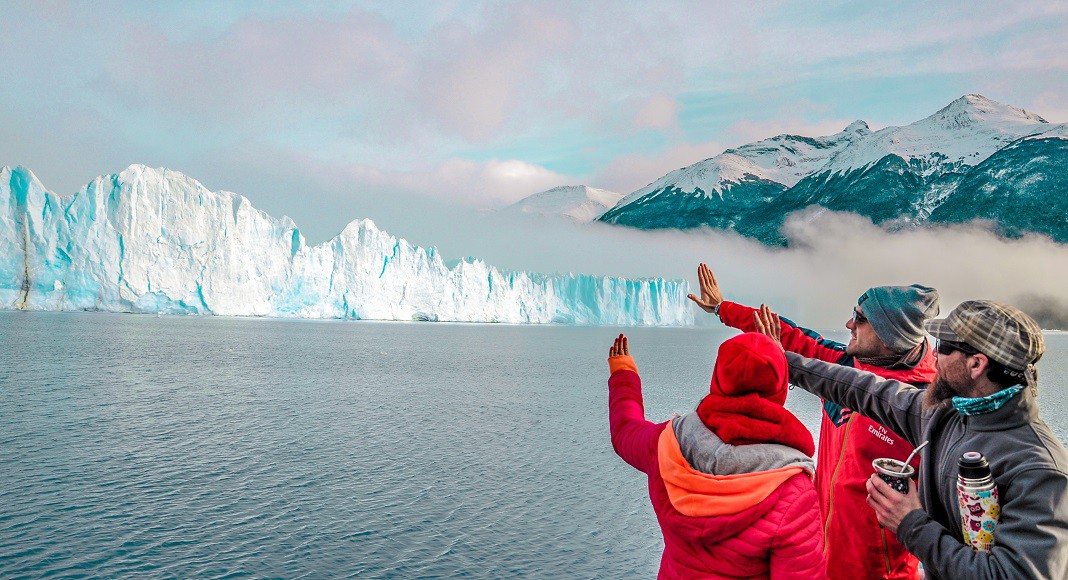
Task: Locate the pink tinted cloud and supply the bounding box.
[592,141,726,194]
[333,157,573,209]
[104,10,411,122]
[633,95,681,131]
[416,4,576,141]
[1029,92,1068,123]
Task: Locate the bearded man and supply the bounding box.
[756,300,1068,579]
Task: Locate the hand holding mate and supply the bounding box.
[865,475,922,534]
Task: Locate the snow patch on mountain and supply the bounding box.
[615,121,871,206]
[502,185,625,223]
[825,95,1056,177]
[1023,124,1068,141]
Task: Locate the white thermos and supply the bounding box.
[957,451,1000,551]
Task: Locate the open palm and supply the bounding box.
[687,263,724,313]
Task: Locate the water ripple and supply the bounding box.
[5,312,1068,577]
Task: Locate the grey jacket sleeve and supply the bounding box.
[785,352,926,446]
[898,467,1068,579]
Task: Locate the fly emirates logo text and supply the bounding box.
[868,424,894,446]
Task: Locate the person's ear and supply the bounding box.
[968,353,989,381]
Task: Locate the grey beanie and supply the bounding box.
[858,285,941,353]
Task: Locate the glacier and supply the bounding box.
[0,165,692,326]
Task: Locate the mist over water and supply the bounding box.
[13,165,1067,328]
[369,205,1068,329]
[3,312,1068,577]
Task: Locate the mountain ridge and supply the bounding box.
[596,94,1068,244]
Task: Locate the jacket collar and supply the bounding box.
[853,345,938,385]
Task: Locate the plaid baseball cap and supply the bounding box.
[924,300,1044,388]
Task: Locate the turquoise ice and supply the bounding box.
[0,165,691,326]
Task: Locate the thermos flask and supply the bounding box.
[957,451,1000,551]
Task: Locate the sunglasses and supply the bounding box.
[936,339,981,357]
[852,308,868,325]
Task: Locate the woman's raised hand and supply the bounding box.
[609,333,630,357]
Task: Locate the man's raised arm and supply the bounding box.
[690,263,848,363]
[785,352,927,447]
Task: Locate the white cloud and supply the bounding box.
[448,207,1068,331]
[418,158,573,207]
[335,157,573,209]
[1027,91,1068,123]
[592,142,726,194]
[771,210,1068,328]
[633,95,680,131]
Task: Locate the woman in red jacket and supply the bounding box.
[608,330,825,579]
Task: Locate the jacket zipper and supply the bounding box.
[823,414,856,553]
[880,526,892,574]
[939,417,970,530]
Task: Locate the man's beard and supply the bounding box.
[924,375,958,410]
[846,337,900,361]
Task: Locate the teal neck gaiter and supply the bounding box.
[952,385,1023,416]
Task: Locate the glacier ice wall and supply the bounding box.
[0,165,692,325]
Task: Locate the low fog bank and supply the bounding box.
[363,204,1068,331]
[1013,295,1068,331]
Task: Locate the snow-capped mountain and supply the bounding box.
[501,185,624,223]
[621,119,872,204]
[926,132,1068,236]
[599,95,1068,244]
[0,165,691,325]
[599,121,871,229]
[824,94,1053,177]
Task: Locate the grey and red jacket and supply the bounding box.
[609,355,825,579]
[717,301,936,580]
[787,352,1068,579]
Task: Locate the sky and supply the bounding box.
[2,1,1068,326]
[2,1,1066,237]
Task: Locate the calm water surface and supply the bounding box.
[2,312,1067,578]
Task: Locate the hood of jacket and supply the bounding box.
[658,412,814,524]
[710,333,789,404]
[674,412,815,475]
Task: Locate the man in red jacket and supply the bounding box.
[688,264,940,580]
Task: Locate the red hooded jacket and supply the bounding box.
[717,301,937,580]
[608,334,825,579]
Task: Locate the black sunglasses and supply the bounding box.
[852,308,868,325]
[936,339,980,357]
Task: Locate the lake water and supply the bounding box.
[2,312,1067,578]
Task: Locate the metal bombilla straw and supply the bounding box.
[900,440,929,473]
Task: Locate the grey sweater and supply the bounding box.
[786,351,1068,580]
